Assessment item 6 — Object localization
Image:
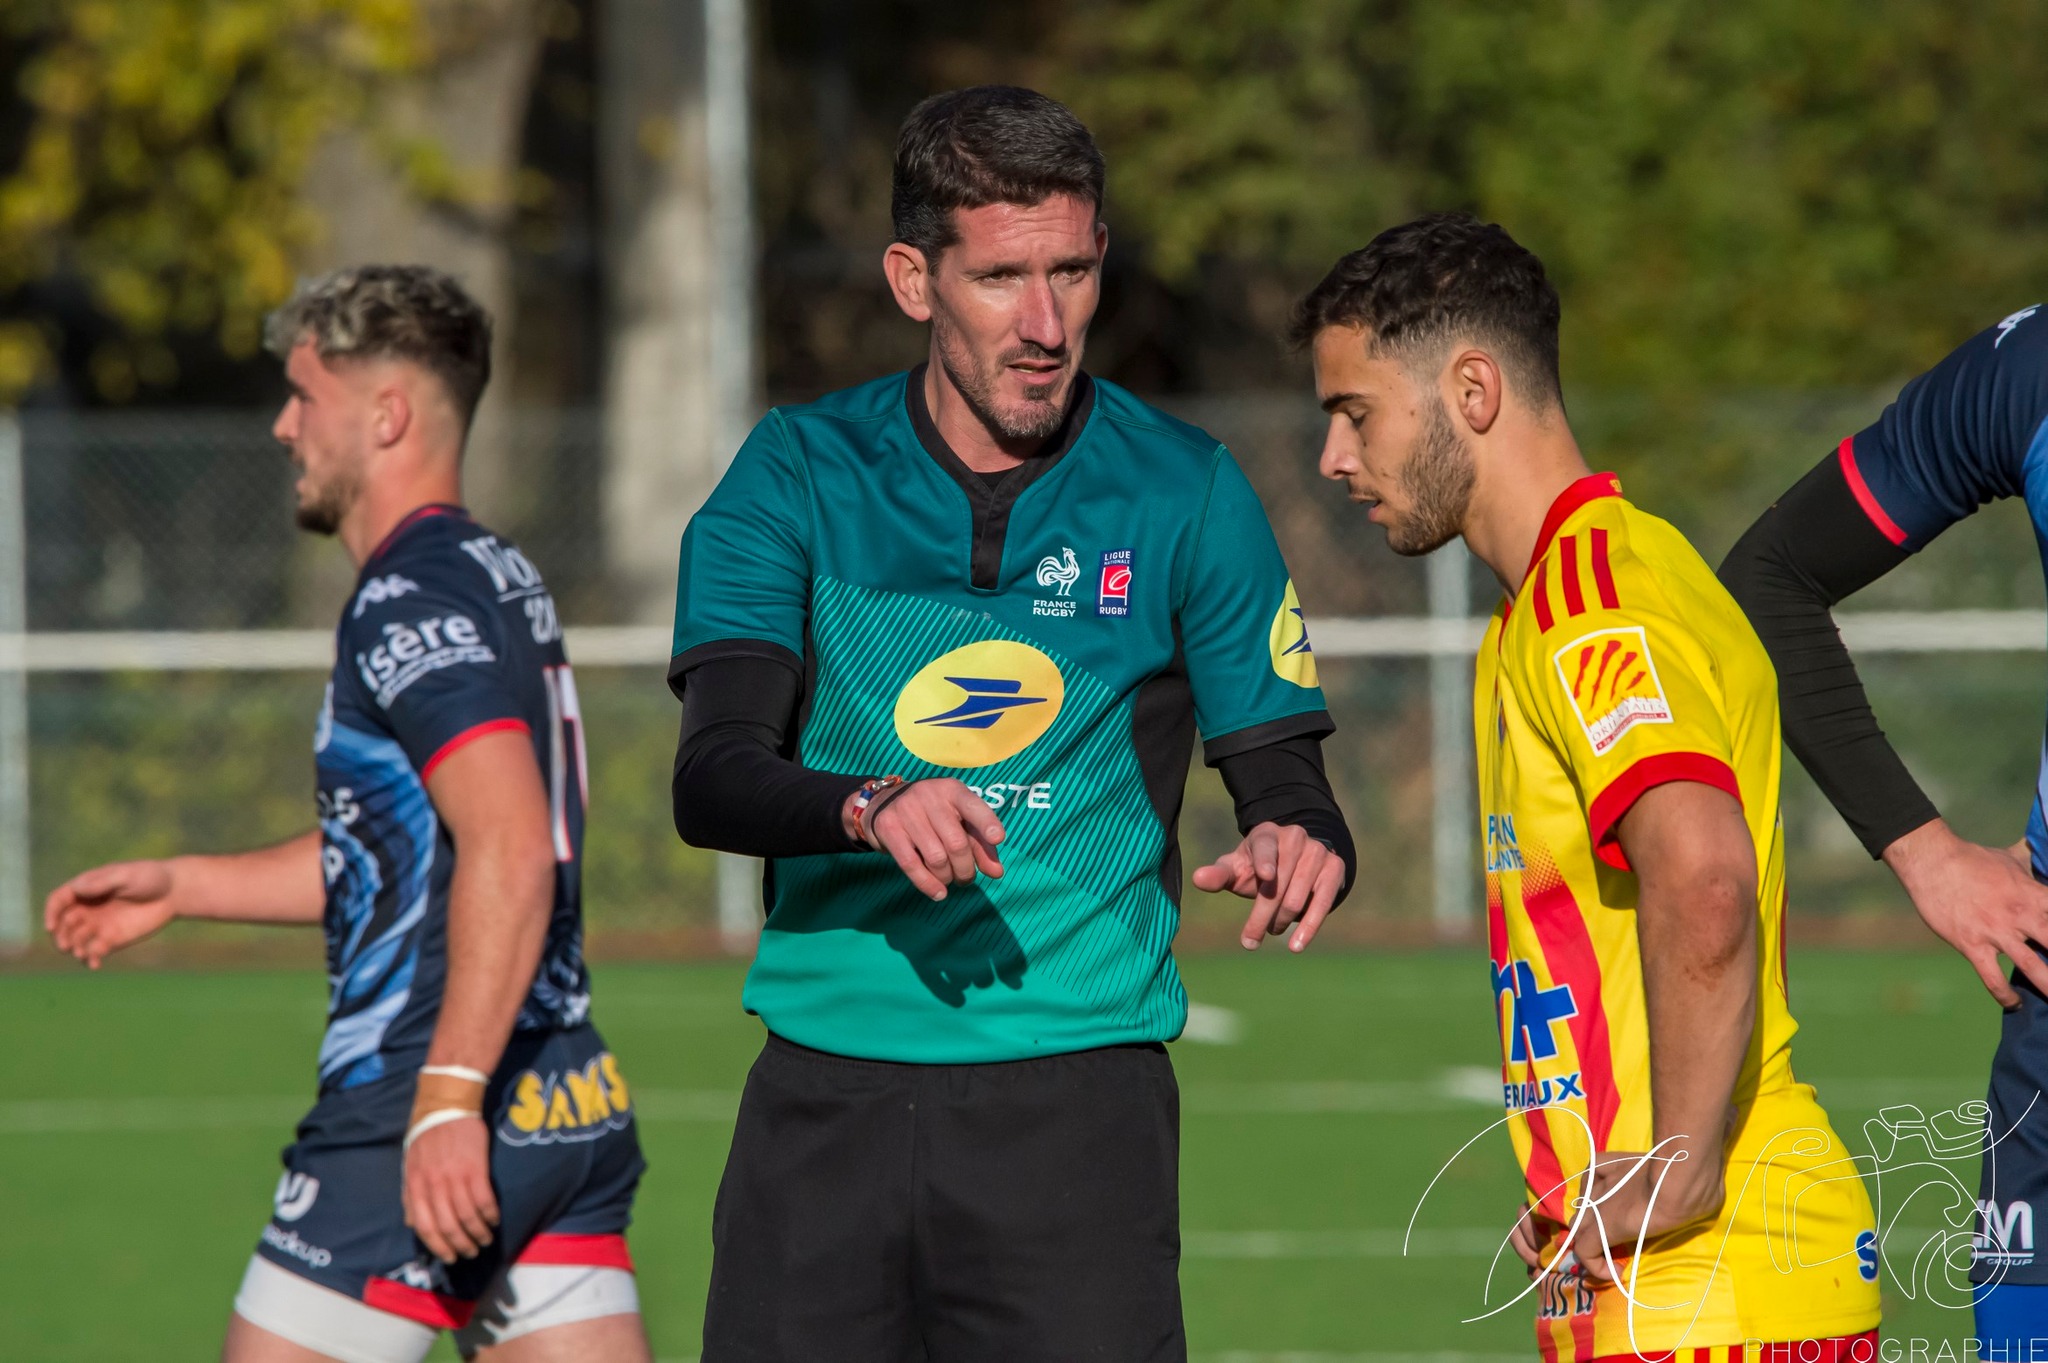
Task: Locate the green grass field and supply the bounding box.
[0,949,1996,1360]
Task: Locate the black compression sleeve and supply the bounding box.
[670,653,869,857]
[1214,736,1356,905]
[1718,455,1933,857]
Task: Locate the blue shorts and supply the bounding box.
[1977,1281,2048,1356]
[253,1024,645,1329]
[1978,968,2048,1291]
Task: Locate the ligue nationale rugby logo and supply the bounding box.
[893,639,1065,768]
[1552,625,1671,756]
[1097,549,1133,618]
[1268,580,1319,688]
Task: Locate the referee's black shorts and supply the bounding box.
[702,1033,1186,1362]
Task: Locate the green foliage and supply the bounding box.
[1049,0,2048,390]
[0,0,429,400]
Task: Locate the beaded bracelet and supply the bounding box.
[850,775,907,848]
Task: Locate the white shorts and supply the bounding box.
[232,1254,640,1362]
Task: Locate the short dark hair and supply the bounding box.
[891,86,1105,261]
[265,264,494,429]
[1288,213,1562,407]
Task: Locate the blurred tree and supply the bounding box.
[1046,0,2048,392]
[0,0,548,405]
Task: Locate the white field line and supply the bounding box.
[0,1075,1974,1135]
[3,610,2040,672]
[1183,1230,1508,1259]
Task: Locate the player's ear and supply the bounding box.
[883,242,934,323]
[370,382,413,450]
[1450,347,1504,437]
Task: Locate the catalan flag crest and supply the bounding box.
[1551,624,1672,756]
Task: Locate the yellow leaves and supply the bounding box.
[0,326,50,399]
[0,0,439,405]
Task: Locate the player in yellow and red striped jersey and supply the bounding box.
[1290,214,1881,1362]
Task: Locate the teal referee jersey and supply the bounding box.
[672,368,1332,1062]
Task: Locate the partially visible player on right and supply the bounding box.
[1721,304,2048,1350]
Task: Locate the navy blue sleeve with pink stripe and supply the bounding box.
[1840,305,2048,551]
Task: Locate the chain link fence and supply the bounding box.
[13,394,2048,960]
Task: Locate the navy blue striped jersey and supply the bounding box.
[1836,305,2048,865]
[315,505,590,1092]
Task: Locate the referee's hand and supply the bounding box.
[856,779,1006,900]
[1193,822,1344,952]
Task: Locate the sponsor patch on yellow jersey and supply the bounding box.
[1551,624,1672,755]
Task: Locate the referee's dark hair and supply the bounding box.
[892,86,1106,262]
[1289,213,1563,410]
[264,264,494,432]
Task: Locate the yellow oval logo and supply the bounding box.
[1269,580,1319,688]
[893,640,1066,769]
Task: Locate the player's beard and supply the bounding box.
[1385,394,1475,557]
[293,457,363,536]
[931,307,1071,445]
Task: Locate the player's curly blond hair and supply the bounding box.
[264,264,494,428]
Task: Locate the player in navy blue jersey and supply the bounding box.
[44,266,650,1363]
[1721,305,2048,1347]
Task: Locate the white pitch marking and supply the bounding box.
[1181,1003,1245,1045]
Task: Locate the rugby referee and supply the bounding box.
[669,86,1356,1361]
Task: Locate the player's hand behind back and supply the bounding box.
[852,779,1005,900]
[44,860,178,969]
[1883,818,2048,1007]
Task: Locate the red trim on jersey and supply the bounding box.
[1559,535,1586,616]
[1526,472,1624,586]
[1524,871,1621,1149]
[1591,1331,1878,1363]
[1835,437,1909,547]
[517,1231,635,1271]
[1536,1314,1563,1363]
[1586,752,1743,872]
[1590,528,1620,609]
[363,1275,475,1329]
[364,502,467,566]
[1532,559,1556,632]
[1569,1308,1597,1363]
[421,718,532,785]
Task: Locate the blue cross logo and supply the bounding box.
[1492,959,1578,1063]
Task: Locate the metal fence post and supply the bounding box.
[1427,545,1475,941]
[706,0,763,955]
[0,413,27,951]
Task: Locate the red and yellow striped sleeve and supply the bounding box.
[1514,524,1740,871]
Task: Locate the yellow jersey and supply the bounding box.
[1474,473,1881,1360]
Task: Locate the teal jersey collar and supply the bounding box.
[904,363,1099,590]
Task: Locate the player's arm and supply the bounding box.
[1568,780,1757,1284]
[670,652,1004,899]
[1720,309,2048,1005]
[401,727,556,1264]
[44,831,324,969]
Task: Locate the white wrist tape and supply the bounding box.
[418,1065,491,1085]
[403,1107,483,1153]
